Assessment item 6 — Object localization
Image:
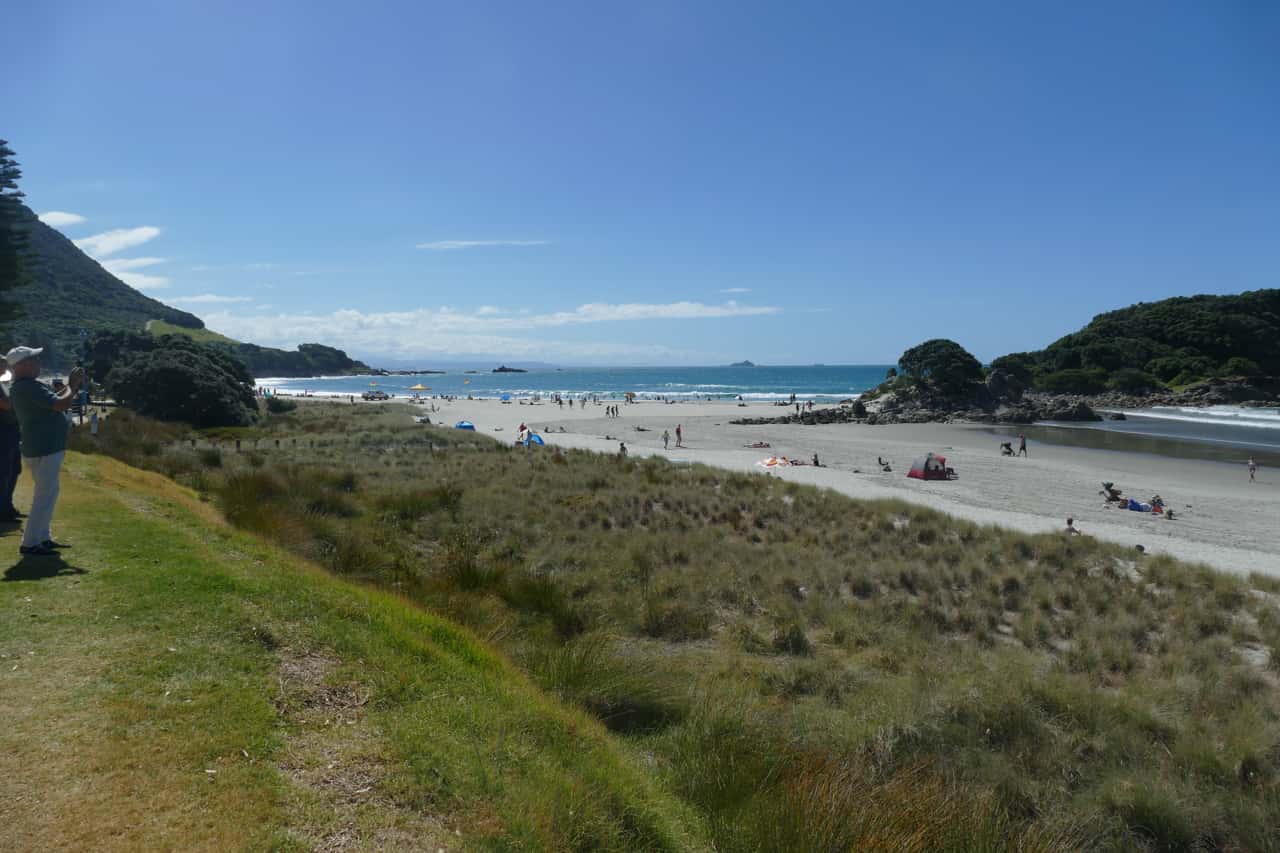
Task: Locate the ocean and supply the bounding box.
[258,364,893,403]
[260,367,1280,465]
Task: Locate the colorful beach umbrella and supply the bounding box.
[409,383,427,391]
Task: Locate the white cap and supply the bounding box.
[3,346,43,366]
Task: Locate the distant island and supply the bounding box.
[729,360,756,368]
[493,365,528,373]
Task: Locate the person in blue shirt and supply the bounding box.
[5,346,85,557]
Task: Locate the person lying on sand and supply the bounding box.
[745,441,772,448]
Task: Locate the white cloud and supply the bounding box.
[167,293,255,305]
[416,239,549,251]
[199,300,779,361]
[720,287,751,294]
[101,256,166,272]
[74,226,161,258]
[39,211,86,228]
[114,271,170,290]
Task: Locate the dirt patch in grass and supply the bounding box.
[273,647,453,851]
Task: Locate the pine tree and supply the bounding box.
[0,139,29,336]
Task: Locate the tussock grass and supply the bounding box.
[73,402,1280,851]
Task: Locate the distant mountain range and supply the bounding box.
[8,206,368,377]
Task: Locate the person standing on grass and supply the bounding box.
[1249,457,1257,482]
[0,358,21,521]
[6,347,85,557]
[1018,434,1027,457]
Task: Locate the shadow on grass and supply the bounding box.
[3,553,89,582]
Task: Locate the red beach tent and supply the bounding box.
[906,453,951,481]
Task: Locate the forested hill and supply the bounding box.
[7,205,204,367]
[993,289,1280,391]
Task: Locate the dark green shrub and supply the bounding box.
[264,395,298,414]
[1037,369,1108,394]
[1108,368,1160,393]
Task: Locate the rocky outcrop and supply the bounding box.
[729,376,1280,429]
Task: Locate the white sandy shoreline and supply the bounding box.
[348,397,1280,577]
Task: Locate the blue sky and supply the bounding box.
[5,1,1278,365]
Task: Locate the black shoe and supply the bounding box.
[42,540,70,550]
[19,545,57,557]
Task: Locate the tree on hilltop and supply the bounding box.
[0,139,28,335]
[898,339,984,394]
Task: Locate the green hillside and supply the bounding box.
[6,206,204,367]
[147,318,240,345]
[993,289,1280,391]
[1,451,706,850]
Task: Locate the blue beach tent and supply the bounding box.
[454,420,476,431]
[527,433,545,446]
[500,393,512,402]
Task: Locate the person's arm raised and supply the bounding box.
[50,368,85,413]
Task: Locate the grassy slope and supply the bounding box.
[148,318,241,345]
[70,402,1280,851]
[0,454,706,851]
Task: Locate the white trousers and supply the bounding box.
[23,451,64,548]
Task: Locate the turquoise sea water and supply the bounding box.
[258,364,893,403]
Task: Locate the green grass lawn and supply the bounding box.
[147,318,240,345]
[0,454,706,851]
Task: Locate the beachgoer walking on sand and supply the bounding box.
[675,424,683,447]
[1249,457,1257,482]
[7,346,85,556]
[662,429,670,450]
[1017,434,1027,457]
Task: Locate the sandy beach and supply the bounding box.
[409,397,1280,577]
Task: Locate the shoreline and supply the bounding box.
[399,397,1280,578]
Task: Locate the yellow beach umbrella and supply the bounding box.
[409,383,428,391]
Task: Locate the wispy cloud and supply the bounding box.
[101,257,165,272]
[113,271,170,290]
[74,226,161,258]
[201,299,778,361]
[416,239,549,251]
[720,287,752,294]
[98,254,169,290]
[39,211,86,228]
[167,293,254,305]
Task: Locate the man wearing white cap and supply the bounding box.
[5,346,85,556]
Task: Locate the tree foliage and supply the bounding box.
[221,341,370,378]
[0,140,28,334]
[91,331,258,427]
[997,290,1280,390]
[897,339,984,395]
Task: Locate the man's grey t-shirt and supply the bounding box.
[9,378,67,458]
